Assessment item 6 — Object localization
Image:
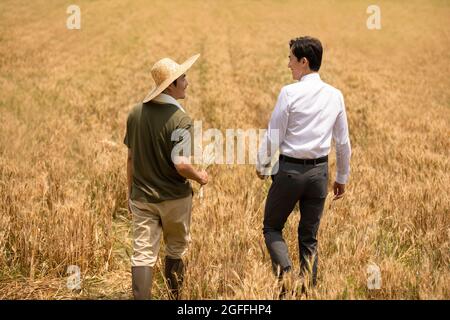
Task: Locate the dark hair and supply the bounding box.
[171,78,178,87]
[289,36,323,71]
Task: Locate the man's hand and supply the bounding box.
[197,170,209,186]
[333,181,346,200]
[256,169,268,180]
[174,157,209,185]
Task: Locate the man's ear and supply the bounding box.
[164,84,174,94]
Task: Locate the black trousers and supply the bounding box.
[263,158,328,285]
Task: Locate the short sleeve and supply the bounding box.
[123,114,132,148]
[171,115,194,158]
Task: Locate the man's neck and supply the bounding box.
[299,71,319,81]
[162,91,178,100]
[154,93,185,113]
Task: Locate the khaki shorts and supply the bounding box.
[129,195,193,267]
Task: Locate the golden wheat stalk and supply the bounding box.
[198,144,215,201]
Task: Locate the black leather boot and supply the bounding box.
[131,266,153,300]
[164,257,184,300]
[277,265,293,299]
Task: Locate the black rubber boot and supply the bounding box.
[131,266,153,300]
[164,257,184,300]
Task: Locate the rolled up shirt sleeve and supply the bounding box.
[257,87,289,172]
[332,91,352,184]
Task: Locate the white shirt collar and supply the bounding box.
[152,93,186,113]
[299,72,321,82]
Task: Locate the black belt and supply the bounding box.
[279,154,328,165]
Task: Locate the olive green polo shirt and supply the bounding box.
[124,101,194,203]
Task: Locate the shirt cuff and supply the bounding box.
[336,173,349,184]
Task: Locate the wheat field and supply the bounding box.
[0,0,449,300]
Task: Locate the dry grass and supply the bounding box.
[0,0,449,299]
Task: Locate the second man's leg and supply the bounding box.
[298,163,328,286]
[263,171,302,278]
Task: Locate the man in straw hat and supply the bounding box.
[124,54,208,300]
[256,36,352,295]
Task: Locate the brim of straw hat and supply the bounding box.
[143,53,200,103]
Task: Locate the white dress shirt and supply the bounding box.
[257,73,352,184]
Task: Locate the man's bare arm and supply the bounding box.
[173,156,208,185]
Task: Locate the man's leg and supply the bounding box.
[130,199,162,300]
[298,163,328,286]
[298,197,325,286]
[160,195,193,299]
[263,171,303,278]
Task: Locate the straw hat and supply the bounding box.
[143,54,200,103]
